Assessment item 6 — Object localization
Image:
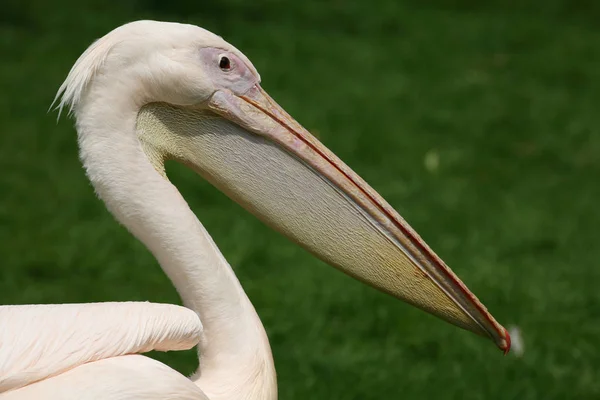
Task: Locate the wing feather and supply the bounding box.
[0,302,202,393]
[0,355,208,400]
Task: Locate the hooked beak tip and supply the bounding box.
[501,327,511,355]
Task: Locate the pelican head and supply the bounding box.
[56,20,509,353]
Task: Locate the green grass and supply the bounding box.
[2,0,600,398]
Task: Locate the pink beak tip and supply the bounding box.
[501,326,511,355]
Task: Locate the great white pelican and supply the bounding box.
[0,20,509,400]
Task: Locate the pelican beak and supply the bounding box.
[136,85,510,353]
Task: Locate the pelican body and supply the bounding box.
[0,20,509,400]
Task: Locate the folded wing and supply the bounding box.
[0,302,202,393]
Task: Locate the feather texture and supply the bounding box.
[0,302,202,393]
[1,355,207,400]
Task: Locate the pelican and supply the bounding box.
[0,20,510,400]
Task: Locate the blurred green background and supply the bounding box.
[1,0,599,398]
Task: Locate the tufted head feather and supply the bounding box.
[51,31,118,119]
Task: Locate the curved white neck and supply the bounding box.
[74,80,276,400]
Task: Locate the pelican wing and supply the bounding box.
[1,355,208,400]
[0,302,202,393]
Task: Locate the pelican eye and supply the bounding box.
[219,56,231,71]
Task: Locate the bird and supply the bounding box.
[0,20,510,400]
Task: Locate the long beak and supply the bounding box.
[137,85,510,354]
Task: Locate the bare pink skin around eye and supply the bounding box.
[198,47,259,96]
